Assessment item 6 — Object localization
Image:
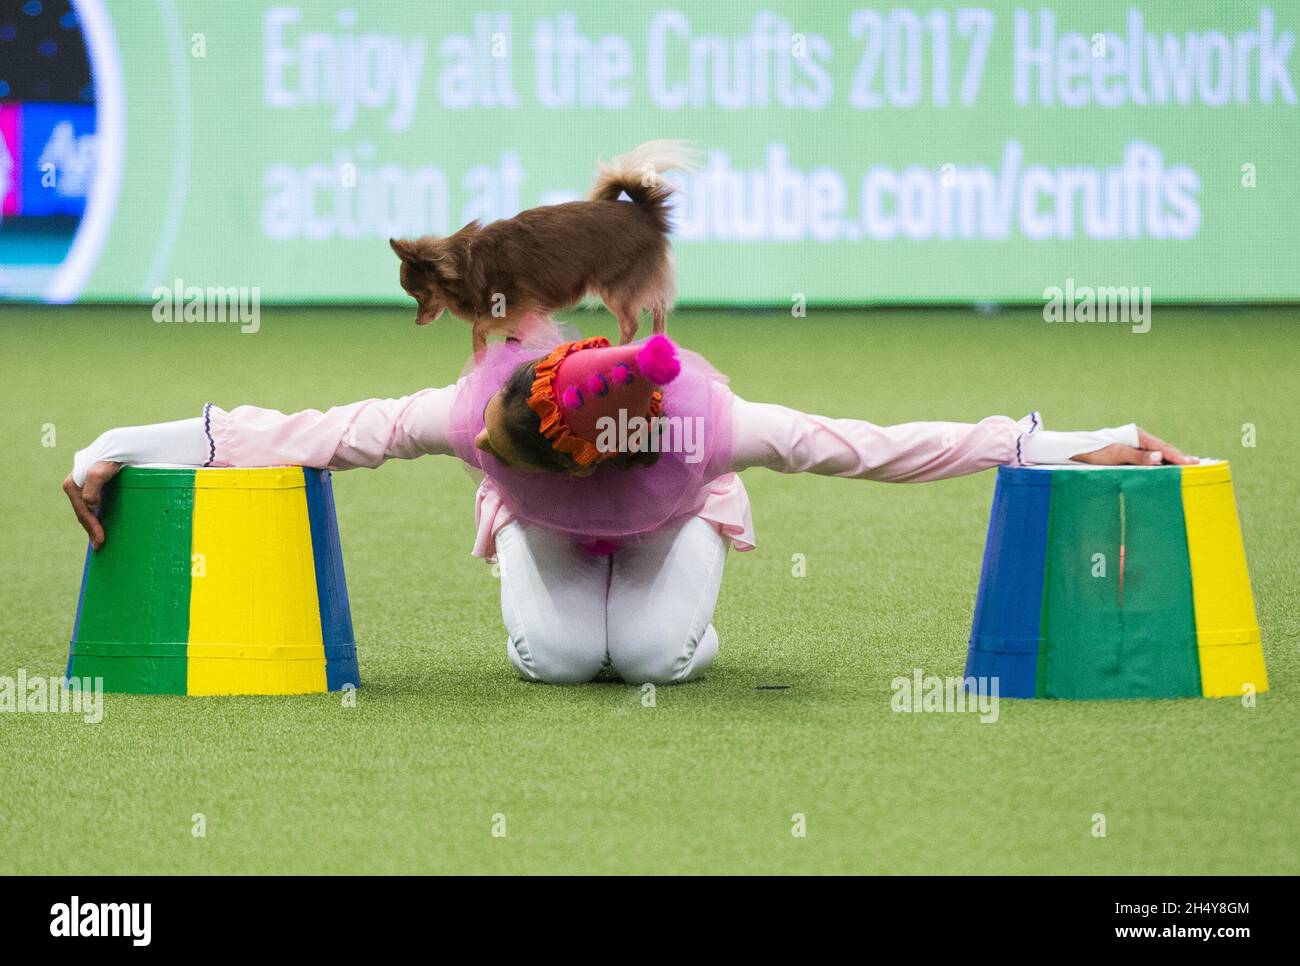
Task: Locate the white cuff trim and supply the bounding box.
[71,417,211,486]
[1021,422,1140,465]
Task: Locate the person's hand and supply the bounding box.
[63,461,123,550]
[1071,428,1194,466]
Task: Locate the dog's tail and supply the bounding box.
[588,140,700,234]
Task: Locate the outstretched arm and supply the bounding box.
[204,386,459,470]
[65,384,461,547]
[729,396,1191,480]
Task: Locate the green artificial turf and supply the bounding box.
[0,304,1296,875]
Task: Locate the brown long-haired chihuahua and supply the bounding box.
[390,140,698,354]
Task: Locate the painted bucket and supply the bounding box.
[965,461,1265,699]
[67,466,359,695]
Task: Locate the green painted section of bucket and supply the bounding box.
[68,467,196,694]
[1039,467,1201,699]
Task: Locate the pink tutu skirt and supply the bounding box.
[447,325,735,552]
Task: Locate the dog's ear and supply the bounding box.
[390,237,460,280]
[389,238,426,266]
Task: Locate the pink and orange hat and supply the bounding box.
[526,333,682,466]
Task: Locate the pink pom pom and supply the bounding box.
[560,385,583,409]
[585,373,608,396]
[636,334,681,385]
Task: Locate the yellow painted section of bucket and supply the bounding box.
[186,468,327,696]
[1180,462,1267,698]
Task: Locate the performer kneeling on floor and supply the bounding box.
[65,325,1192,685]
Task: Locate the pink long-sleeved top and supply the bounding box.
[204,385,1038,559]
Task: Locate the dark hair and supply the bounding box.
[496,360,660,473]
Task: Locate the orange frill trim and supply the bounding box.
[526,337,665,467]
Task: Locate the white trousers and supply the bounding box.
[496,516,727,685]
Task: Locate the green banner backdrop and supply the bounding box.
[7,1,1299,304]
